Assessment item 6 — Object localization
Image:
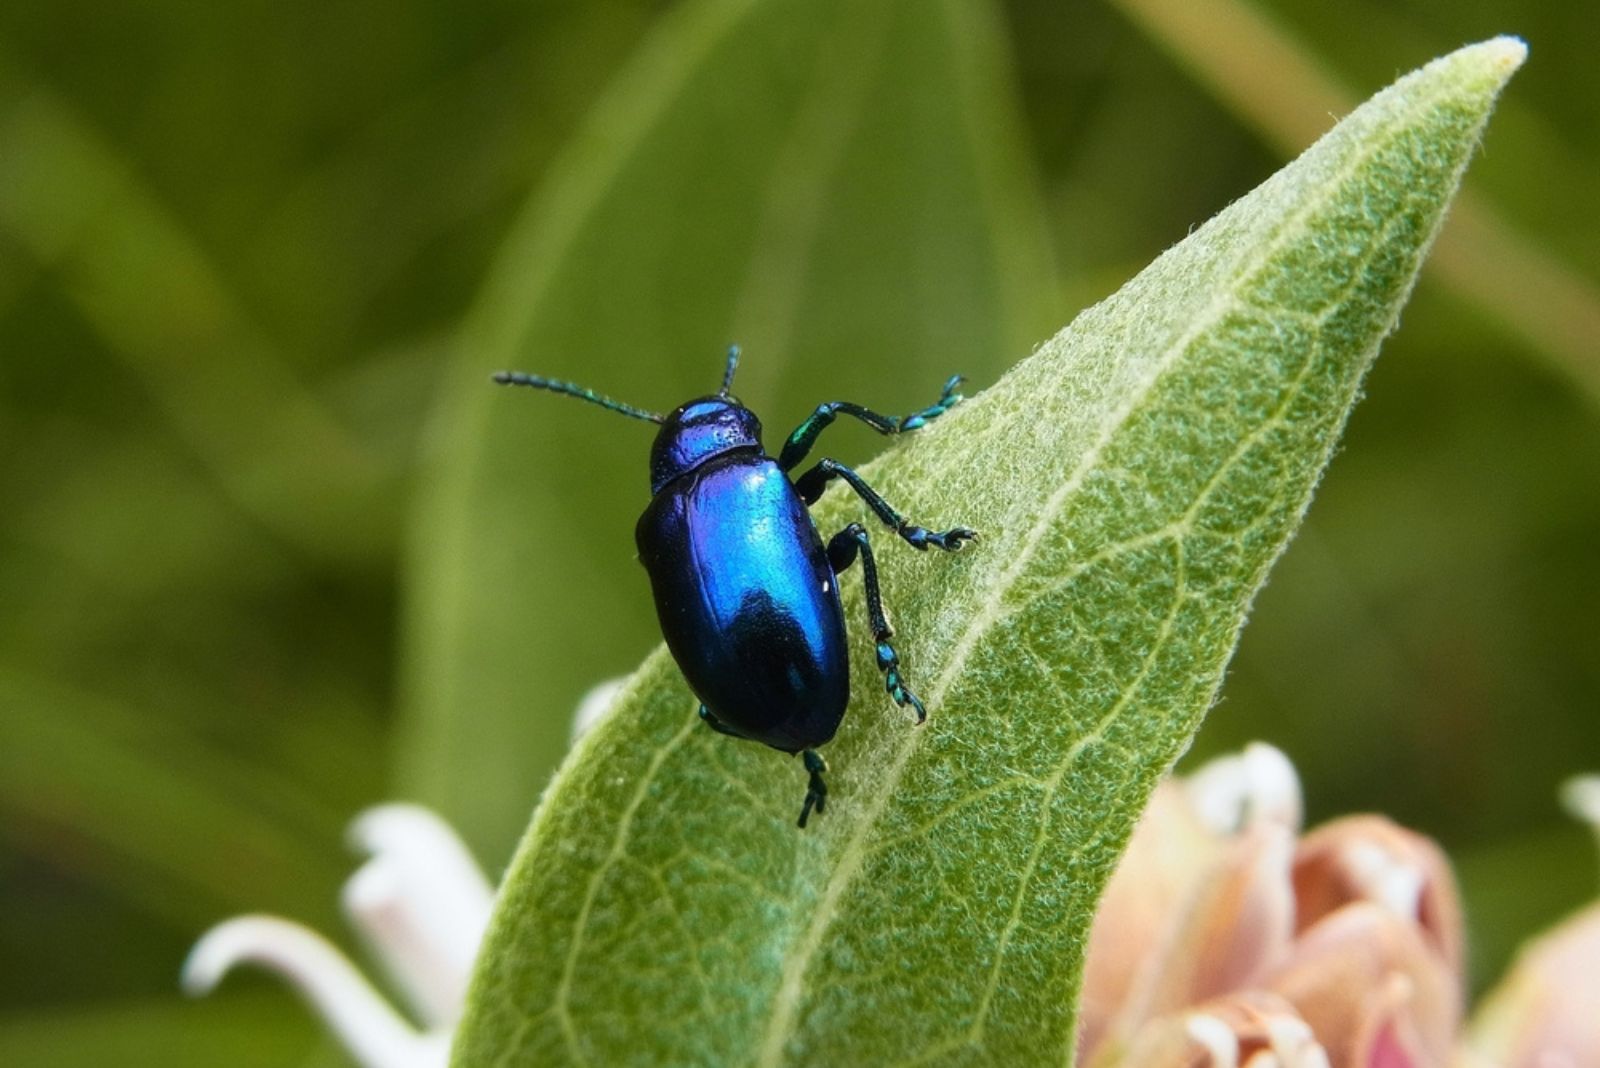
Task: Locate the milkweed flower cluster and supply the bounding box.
[184,688,1600,1068]
[1080,747,1600,1068]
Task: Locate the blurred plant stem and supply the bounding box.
[1107,0,1600,405]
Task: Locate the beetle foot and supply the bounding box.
[876,641,929,724]
[939,526,979,551]
[895,373,966,432]
[902,525,979,552]
[886,674,928,723]
[901,687,928,724]
[798,750,829,828]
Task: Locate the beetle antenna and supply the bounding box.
[492,371,664,424]
[719,344,741,397]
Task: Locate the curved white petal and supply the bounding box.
[1263,1016,1329,1068]
[182,915,448,1068]
[1342,840,1426,920]
[1187,742,1303,835]
[570,676,628,742]
[345,804,494,1025]
[1185,1012,1241,1068]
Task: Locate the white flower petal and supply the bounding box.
[1343,840,1426,921]
[1186,1012,1241,1068]
[342,861,465,1027]
[1187,742,1303,836]
[1264,1015,1329,1068]
[182,915,449,1068]
[344,804,494,1025]
[570,676,628,742]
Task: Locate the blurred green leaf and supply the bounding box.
[399,0,1059,861]
[0,0,664,1021]
[0,994,327,1068]
[0,670,351,930]
[0,89,395,567]
[451,37,1523,1066]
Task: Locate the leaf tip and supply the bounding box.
[1446,35,1529,91]
[1478,34,1529,75]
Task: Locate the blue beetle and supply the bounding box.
[494,347,974,826]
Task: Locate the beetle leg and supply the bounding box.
[698,704,747,739]
[777,374,964,472]
[798,749,829,828]
[801,459,977,552]
[827,523,928,724]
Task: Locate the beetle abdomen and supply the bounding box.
[637,454,849,752]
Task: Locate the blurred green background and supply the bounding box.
[1,0,1595,1063]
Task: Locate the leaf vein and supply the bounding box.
[548,709,700,1066]
[963,540,1189,1052]
[754,83,1432,1066]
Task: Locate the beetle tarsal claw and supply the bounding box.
[798,750,829,828]
[917,526,977,552]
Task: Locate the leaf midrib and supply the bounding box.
[752,80,1433,1068]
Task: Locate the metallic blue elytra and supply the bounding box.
[493,347,975,827]
[639,431,849,753]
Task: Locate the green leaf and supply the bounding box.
[453,35,1524,1068]
[399,0,1057,860]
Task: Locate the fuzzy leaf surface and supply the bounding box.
[453,37,1525,1068]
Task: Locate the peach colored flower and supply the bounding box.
[1083,743,1463,1068]
[1083,749,1600,1068]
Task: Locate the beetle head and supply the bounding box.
[650,397,763,492]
